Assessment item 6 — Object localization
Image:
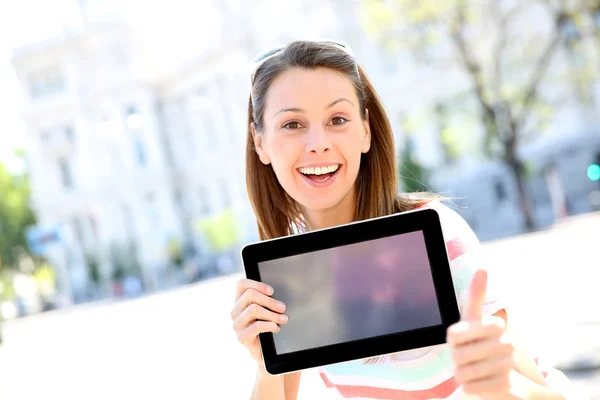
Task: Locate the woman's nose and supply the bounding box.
[305,126,332,154]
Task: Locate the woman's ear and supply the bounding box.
[251,123,271,165]
[361,109,371,154]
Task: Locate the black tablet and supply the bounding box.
[241,208,460,375]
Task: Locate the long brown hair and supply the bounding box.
[246,41,434,240]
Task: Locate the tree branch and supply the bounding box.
[490,1,508,101]
[514,28,563,132]
[451,2,497,135]
[538,0,559,13]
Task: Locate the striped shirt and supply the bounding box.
[315,201,548,399]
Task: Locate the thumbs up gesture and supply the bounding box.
[447,270,516,398]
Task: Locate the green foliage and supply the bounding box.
[167,237,184,269]
[398,136,431,193]
[0,269,17,301]
[109,242,139,281]
[362,0,600,161]
[0,156,36,269]
[361,0,600,231]
[85,252,101,285]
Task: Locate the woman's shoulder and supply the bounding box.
[401,196,480,246]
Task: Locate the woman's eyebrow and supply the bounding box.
[274,107,304,117]
[326,97,354,109]
[273,98,355,118]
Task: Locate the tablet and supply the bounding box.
[241,208,460,375]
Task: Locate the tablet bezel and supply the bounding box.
[241,208,460,375]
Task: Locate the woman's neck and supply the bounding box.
[301,190,356,231]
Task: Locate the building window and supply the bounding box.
[65,125,75,142]
[121,204,135,239]
[197,86,208,97]
[58,157,74,188]
[494,179,506,203]
[41,130,51,143]
[72,217,85,248]
[594,9,600,31]
[133,137,147,166]
[198,186,211,215]
[174,190,185,215]
[89,213,98,241]
[126,105,147,166]
[144,193,159,225]
[29,65,65,99]
[201,111,217,147]
[126,106,143,130]
[177,97,196,158]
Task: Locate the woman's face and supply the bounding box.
[253,67,371,213]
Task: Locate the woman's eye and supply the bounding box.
[330,117,349,126]
[283,121,302,130]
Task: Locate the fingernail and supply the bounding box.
[278,302,286,312]
[266,285,274,295]
[280,314,288,323]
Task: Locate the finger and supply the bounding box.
[463,269,488,321]
[447,316,506,345]
[237,321,280,345]
[231,288,286,321]
[233,303,288,332]
[454,355,513,385]
[235,279,273,302]
[452,335,514,367]
[462,374,511,395]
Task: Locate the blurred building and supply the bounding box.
[11,21,183,300]
[9,0,390,303]
[9,2,257,302]
[10,0,600,304]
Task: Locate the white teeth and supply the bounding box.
[299,164,340,175]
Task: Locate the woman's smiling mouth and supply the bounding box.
[297,163,342,186]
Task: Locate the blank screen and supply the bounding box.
[258,231,442,355]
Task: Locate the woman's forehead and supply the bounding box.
[264,67,359,114]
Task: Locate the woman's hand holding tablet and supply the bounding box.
[231,278,289,365]
[240,208,461,375]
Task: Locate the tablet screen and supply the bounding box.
[258,230,442,355]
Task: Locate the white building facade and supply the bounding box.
[11,0,600,303]
[11,0,389,303]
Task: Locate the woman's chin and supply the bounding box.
[297,196,345,214]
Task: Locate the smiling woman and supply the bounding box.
[246,42,429,238]
[250,67,373,230]
[230,40,572,400]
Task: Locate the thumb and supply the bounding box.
[462,269,488,321]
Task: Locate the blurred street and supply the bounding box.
[0,213,599,400]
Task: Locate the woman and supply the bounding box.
[230,40,571,399]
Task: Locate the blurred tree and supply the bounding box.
[0,153,36,268]
[397,114,431,192]
[110,244,127,283]
[399,136,431,193]
[85,252,101,287]
[0,269,17,301]
[167,237,184,270]
[362,0,600,231]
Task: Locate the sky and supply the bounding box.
[0,0,220,173]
